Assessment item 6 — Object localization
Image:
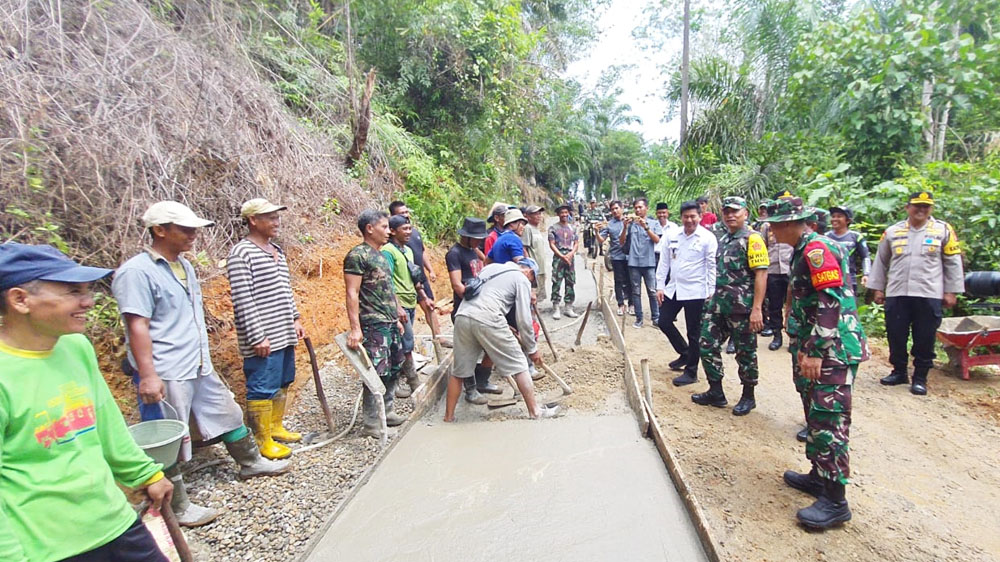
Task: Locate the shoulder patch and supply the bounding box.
[804,240,843,290]
[807,247,825,268]
[747,232,769,269]
[943,224,961,255]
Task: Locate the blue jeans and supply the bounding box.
[402,307,416,354]
[628,266,658,322]
[243,345,296,400]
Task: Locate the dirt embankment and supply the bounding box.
[621,305,1000,561]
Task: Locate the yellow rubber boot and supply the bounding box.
[246,400,292,460]
[270,388,302,443]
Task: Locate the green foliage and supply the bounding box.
[787,1,1000,181]
[85,291,122,339]
[398,151,513,241]
[857,302,886,339]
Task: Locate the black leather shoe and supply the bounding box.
[761,328,774,337]
[768,333,783,351]
[668,357,687,371]
[725,340,736,354]
[796,427,808,442]
[880,371,909,385]
[783,470,824,498]
[691,384,727,407]
[732,397,756,416]
[672,370,698,386]
[477,382,502,395]
[910,382,927,395]
[797,496,851,529]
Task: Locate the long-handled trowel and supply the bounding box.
[334,332,388,447]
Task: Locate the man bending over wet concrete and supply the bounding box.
[444,258,559,421]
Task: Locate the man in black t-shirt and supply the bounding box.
[446,217,498,403]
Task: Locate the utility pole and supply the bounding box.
[680,0,690,147]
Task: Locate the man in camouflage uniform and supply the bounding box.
[549,204,580,319]
[344,210,409,437]
[806,208,830,235]
[583,199,607,259]
[693,196,769,415]
[761,197,870,530]
[868,191,964,395]
[584,198,608,224]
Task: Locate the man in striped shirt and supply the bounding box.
[228,198,305,460]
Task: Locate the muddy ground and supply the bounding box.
[614,282,1000,561]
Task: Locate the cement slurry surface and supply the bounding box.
[304,414,706,562]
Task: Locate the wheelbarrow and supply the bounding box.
[935,316,1000,380]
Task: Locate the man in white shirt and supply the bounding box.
[654,202,681,268]
[656,200,718,386]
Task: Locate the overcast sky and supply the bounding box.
[565,0,682,144]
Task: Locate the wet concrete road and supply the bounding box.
[303,414,707,562]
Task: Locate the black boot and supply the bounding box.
[672,368,698,387]
[797,480,851,529]
[692,380,727,407]
[725,338,736,354]
[768,332,783,351]
[475,364,501,394]
[761,327,774,337]
[796,426,808,442]
[463,376,487,405]
[910,368,928,395]
[880,370,909,386]
[732,385,756,416]
[668,356,687,371]
[783,467,824,498]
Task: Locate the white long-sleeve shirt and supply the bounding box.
[655,225,718,300]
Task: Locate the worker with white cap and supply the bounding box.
[227,198,305,460]
[113,201,290,528]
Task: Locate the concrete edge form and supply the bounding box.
[295,353,454,562]
[598,291,723,562]
[599,291,651,434]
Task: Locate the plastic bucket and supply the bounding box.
[129,419,188,467]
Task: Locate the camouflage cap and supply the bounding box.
[759,196,811,222]
[807,207,831,224]
[722,196,747,210]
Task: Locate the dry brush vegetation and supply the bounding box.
[0,0,380,266]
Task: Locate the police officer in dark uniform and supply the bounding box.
[867,191,964,395]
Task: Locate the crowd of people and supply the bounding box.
[583,189,963,528]
[0,186,966,559]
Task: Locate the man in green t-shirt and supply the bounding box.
[381,214,429,398]
[0,243,173,562]
[345,210,409,437]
